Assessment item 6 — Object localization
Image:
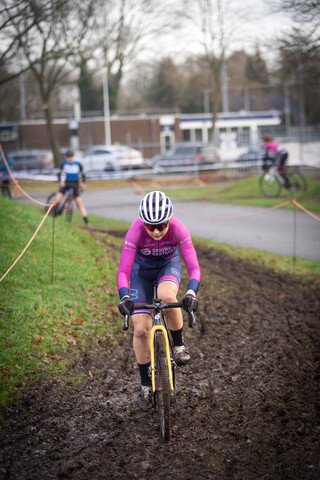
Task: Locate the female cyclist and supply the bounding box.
[117,190,201,410]
[263,134,289,188]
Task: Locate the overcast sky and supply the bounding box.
[135,0,292,68]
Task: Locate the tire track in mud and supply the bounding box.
[0,236,319,480]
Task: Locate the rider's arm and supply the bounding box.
[117,223,139,299]
[172,218,201,294]
[79,162,86,183]
[57,162,65,184]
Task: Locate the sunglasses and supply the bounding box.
[144,221,169,232]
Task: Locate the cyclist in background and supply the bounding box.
[0,152,13,198]
[263,134,289,188]
[55,150,89,225]
[117,190,201,411]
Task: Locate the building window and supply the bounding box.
[195,129,202,142]
[238,127,250,146]
[183,129,191,142]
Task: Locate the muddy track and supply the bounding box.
[0,239,319,480]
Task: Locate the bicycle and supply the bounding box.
[259,165,307,198]
[123,294,196,442]
[45,187,75,222]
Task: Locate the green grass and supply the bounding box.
[163,175,320,212]
[0,197,122,414]
[0,192,319,417]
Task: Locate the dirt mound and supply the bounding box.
[0,246,319,480]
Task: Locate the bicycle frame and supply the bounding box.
[150,301,175,392]
[265,165,284,185]
[123,299,195,392]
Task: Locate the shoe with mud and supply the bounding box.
[138,385,152,411]
[173,345,190,365]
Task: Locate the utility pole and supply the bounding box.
[284,82,291,138]
[103,68,111,145]
[218,0,229,113]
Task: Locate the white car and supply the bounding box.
[80,145,144,172]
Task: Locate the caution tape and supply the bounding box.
[0,203,55,283]
[292,199,320,222]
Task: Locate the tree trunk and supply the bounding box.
[43,101,61,167]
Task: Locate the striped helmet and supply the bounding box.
[139,191,173,224]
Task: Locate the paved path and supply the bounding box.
[81,188,319,261]
[19,187,320,261]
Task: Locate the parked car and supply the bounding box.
[236,145,264,170]
[151,142,219,169]
[9,150,54,171]
[80,145,144,172]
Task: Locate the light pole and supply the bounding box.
[203,88,212,113]
[103,68,111,145]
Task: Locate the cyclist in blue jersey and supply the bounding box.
[55,150,89,224]
[0,152,13,198]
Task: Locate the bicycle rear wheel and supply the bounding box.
[154,331,171,441]
[288,172,307,194]
[259,173,282,198]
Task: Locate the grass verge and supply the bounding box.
[0,197,122,417]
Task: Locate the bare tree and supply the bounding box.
[0,0,53,83]
[274,0,320,21]
[185,0,241,135]
[271,0,320,125]
[84,0,185,111]
[0,0,96,165]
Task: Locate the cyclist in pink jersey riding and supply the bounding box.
[263,134,289,188]
[117,190,201,410]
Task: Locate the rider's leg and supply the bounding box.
[54,191,64,214]
[277,152,289,188]
[132,313,152,365]
[55,191,63,204]
[132,312,153,409]
[75,196,89,224]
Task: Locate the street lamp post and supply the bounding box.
[103,68,111,145]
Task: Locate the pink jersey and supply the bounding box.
[117,217,201,295]
[265,141,280,154]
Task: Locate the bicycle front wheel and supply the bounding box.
[288,172,307,194]
[259,173,282,198]
[45,192,57,215]
[154,332,171,441]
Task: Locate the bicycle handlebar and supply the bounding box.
[122,301,196,331]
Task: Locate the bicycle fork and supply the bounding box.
[150,324,175,392]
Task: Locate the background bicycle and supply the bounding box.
[259,165,307,198]
[123,298,195,442]
[45,187,75,222]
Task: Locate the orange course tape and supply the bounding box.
[0,203,54,283]
[292,199,320,222]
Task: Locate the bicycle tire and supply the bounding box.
[154,331,171,441]
[45,192,57,215]
[259,173,282,198]
[288,172,307,194]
